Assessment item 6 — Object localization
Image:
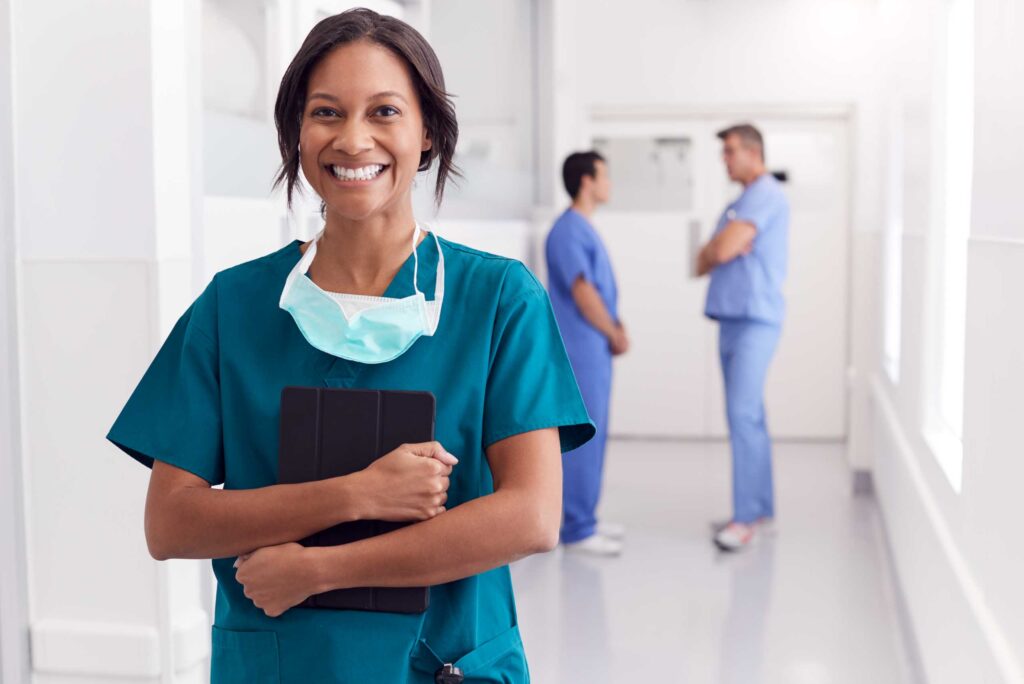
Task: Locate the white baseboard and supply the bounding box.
[31,609,209,678]
[31,619,160,677]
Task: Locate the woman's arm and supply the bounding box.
[145,441,456,560]
[234,428,562,616]
[317,427,562,586]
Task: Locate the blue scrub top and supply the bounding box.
[545,208,619,362]
[705,174,789,324]
[107,234,594,683]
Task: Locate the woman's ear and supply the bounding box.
[421,127,433,153]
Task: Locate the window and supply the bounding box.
[883,100,904,384]
[925,0,973,493]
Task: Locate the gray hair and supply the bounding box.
[716,123,764,161]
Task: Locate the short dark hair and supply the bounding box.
[562,151,605,199]
[273,8,460,207]
[717,123,764,161]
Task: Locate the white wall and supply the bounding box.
[418,0,536,221]
[865,0,1024,681]
[11,1,209,681]
[574,0,885,235]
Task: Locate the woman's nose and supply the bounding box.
[331,119,374,156]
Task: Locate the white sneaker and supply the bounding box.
[563,533,623,557]
[713,522,755,552]
[597,521,626,540]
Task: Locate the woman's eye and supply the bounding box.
[311,107,338,118]
[375,105,400,118]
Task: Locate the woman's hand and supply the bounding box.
[234,542,321,618]
[355,441,458,522]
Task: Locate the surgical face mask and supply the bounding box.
[279,224,444,364]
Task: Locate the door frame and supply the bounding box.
[0,0,30,678]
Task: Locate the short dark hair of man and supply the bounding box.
[562,151,605,200]
[716,123,765,161]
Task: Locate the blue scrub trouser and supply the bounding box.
[719,319,782,524]
[561,353,611,544]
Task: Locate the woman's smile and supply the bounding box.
[324,162,392,186]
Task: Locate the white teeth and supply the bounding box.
[331,164,384,181]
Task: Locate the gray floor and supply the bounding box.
[511,440,916,684]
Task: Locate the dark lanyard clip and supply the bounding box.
[435,663,464,684]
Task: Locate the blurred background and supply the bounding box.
[0,0,1021,682]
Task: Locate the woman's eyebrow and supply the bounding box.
[307,91,410,105]
[308,92,341,103]
[369,90,409,104]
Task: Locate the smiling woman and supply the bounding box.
[273,11,458,210]
[106,7,593,684]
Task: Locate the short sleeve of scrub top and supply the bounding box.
[545,215,594,292]
[483,261,595,453]
[730,178,781,233]
[107,280,224,485]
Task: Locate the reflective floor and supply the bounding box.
[512,440,917,684]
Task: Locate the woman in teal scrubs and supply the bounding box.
[107,9,592,682]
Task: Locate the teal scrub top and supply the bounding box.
[107,234,595,683]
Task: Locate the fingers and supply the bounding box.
[405,441,458,466]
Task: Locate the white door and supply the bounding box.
[590,121,719,437]
[589,112,849,440]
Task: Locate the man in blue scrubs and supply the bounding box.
[697,124,789,552]
[546,151,629,556]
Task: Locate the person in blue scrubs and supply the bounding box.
[545,151,629,557]
[697,124,789,552]
[107,10,593,682]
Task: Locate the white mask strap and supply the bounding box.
[411,223,445,307]
[411,222,423,296]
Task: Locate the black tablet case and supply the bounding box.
[278,386,434,613]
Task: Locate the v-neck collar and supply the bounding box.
[382,231,439,300]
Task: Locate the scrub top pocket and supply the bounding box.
[211,626,280,684]
[410,624,528,683]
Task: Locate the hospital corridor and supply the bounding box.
[0,1,1021,683]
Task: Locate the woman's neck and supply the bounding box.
[306,203,423,296]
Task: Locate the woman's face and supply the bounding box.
[299,40,431,222]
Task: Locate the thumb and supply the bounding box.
[409,441,459,465]
[432,448,459,466]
